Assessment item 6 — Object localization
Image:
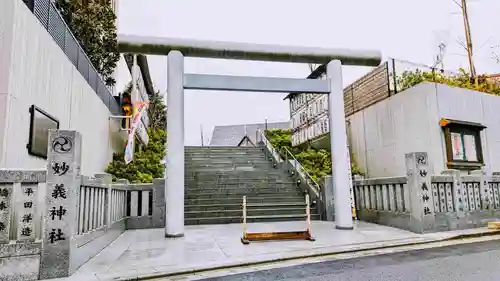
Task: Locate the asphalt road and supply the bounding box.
[198,240,500,281]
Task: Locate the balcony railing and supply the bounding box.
[23,0,121,114]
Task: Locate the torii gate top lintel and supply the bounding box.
[118,34,382,67]
[143,33,378,237]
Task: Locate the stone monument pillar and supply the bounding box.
[405,152,435,233]
[40,130,82,279]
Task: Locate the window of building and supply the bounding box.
[27,105,60,159]
[440,118,485,170]
[292,97,297,111]
[319,98,325,113]
[322,117,329,133]
[314,120,321,138]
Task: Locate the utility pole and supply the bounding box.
[460,0,476,77]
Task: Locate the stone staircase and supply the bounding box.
[184,146,320,225]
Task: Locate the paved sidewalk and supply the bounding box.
[46,221,500,281]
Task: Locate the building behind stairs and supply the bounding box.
[285,58,500,178]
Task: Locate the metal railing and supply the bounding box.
[23,0,121,114]
[282,147,321,197]
[256,129,282,164]
[256,129,321,198]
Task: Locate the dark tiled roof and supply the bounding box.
[210,121,290,146]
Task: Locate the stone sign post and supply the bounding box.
[16,182,37,242]
[405,152,435,233]
[40,130,82,279]
[0,182,12,243]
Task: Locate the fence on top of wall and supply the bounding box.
[22,0,120,114]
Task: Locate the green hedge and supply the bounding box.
[105,128,166,183]
[396,68,500,95]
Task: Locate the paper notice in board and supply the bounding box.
[451,132,465,161]
[463,134,477,162]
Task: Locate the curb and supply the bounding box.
[117,229,500,281]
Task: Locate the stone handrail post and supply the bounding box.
[470,169,494,210]
[94,173,112,226]
[441,169,465,217]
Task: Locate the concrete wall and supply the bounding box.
[0,0,124,176]
[348,82,500,178]
[348,82,442,177]
[435,83,500,173]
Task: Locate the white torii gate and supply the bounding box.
[118,35,382,237]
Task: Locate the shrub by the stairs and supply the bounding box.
[265,129,363,183]
[105,83,167,183]
[105,128,166,183]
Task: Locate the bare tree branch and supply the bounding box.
[452,0,462,8]
[456,38,468,51]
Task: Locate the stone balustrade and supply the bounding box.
[353,152,500,233]
[0,130,166,281]
[0,169,46,280]
[78,176,111,235]
[122,180,165,230]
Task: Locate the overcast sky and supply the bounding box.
[117,0,500,145]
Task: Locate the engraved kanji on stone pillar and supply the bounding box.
[17,183,38,242]
[405,152,435,233]
[0,183,12,243]
[40,130,81,279]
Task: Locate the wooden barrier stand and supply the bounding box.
[241,194,315,244]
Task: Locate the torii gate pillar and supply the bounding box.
[118,35,382,236]
[165,50,185,237]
